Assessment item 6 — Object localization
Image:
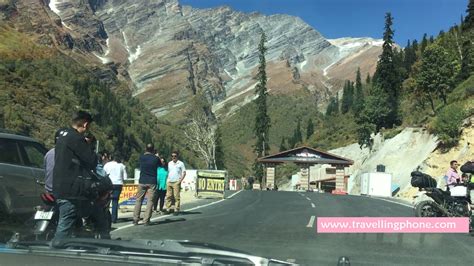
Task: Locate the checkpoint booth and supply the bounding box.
[258,146,353,193]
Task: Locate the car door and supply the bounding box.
[18,140,47,209]
[0,138,35,214]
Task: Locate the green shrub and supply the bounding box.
[433,104,465,148]
[466,86,474,97]
[383,127,403,139]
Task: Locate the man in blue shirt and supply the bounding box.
[133,144,161,225]
[43,128,66,193]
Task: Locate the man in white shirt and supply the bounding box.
[117,159,128,180]
[165,151,186,215]
[104,154,127,223]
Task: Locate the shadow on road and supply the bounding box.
[175,211,201,216]
[152,218,186,226]
[115,217,135,223]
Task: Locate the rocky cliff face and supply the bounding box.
[25,0,384,119]
[326,122,474,202]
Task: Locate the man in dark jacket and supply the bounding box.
[133,143,161,225]
[53,111,99,239]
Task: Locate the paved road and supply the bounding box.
[112,191,474,265]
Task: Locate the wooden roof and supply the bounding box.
[258,146,353,166]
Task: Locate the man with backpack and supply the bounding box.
[52,111,109,240]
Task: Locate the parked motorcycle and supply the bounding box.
[33,180,112,240]
[411,171,473,232]
[32,190,58,240]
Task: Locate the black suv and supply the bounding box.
[0,132,48,217]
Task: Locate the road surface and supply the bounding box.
[112,191,474,265]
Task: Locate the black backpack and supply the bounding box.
[410,171,437,188]
[71,161,113,200]
[460,161,474,174]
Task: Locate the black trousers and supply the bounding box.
[153,189,166,211]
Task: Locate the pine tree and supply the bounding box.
[404,40,417,73]
[459,39,473,81]
[279,137,287,152]
[293,119,303,145]
[421,34,428,54]
[372,12,401,129]
[412,39,419,53]
[326,97,339,117]
[464,0,474,29]
[214,123,225,170]
[306,118,314,139]
[429,35,434,43]
[253,32,271,183]
[394,48,407,79]
[288,135,296,149]
[341,80,354,114]
[362,84,392,132]
[366,73,371,84]
[354,67,365,114]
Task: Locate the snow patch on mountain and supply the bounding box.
[48,0,61,15]
[121,31,141,63]
[94,38,111,64]
[328,37,384,49]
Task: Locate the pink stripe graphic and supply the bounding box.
[317,217,469,233]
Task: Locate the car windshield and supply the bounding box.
[1,0,474,265]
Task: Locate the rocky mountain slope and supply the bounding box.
[46,0,383,119]
[1,0,389,174]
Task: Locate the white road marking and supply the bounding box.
[113,190,243,232]
[306,197,311,201]
[311,203,316,208]
[307,215,316,228]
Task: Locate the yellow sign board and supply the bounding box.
[118,184,147,205]
[196,170,227,197]
[198,178,225,191]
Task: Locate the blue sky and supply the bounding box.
[180,0,468,45]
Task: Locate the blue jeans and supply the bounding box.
[55,199,81,239]
[55,199,110,240]
[111,185,123,223]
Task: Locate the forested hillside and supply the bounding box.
[0,26,198,173]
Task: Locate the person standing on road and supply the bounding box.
[117,157,128,181]
[165,151,186,215]
[133,144,161,225]
[43,128,67,193]
[446,160,461,189]
[104,154,127,224]
[53,111,103,239]
[153,157,168,214]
